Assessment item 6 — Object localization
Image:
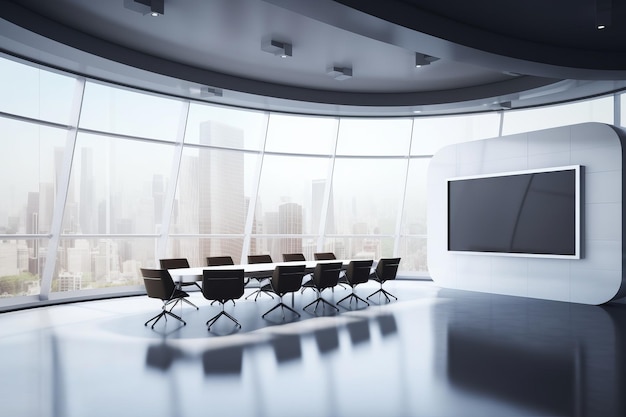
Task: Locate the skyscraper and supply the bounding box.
[198,121,245,260]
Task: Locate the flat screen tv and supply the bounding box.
[447,165,582,259]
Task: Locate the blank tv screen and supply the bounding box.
[448,166,581,258]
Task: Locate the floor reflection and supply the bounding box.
[1,281,625,417]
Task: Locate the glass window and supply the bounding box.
[79,81,185,141]
[322,237,395,260]
[400,159,430,236]
[249,237,318,263]
[254,154,332,237]
[51,237,155,292]
[502,96,614,135]
[0,118,67,236]
[0,238,47,298]
[0,56,78,125]
[336,118,412,156]
[265,113,338,155]
[63,133,177,235]
[165,237,245,267]
[411,113,501,156]
[184,103,268,150]
[397,237,428,275]
[328,158,407,235]
[172,147,258,235]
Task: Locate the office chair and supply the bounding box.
[206,255,238,305]
[141,268,189,328]
[159,258,200,310]
[202,269,245,330]
[262,264,306,320]
[336,259,373,308]
[314,252,348,289]
[303,261,342,314]
[283,253,314,293]
[206,256,235,266]
[367,257,401,302]
[246,254,275,301]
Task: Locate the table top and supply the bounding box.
[168,259,371,283]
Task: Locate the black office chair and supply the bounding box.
[262,264,306,320]
[303,261,342,314]
[246,254,275,301]
[141,268,189,328]
[159,258,200,310]
[283,253,314,293]
[367,258,401,302]
[314,252,348,289]
[202,269,245,330]
[205,256,238,306]
[206,256,235,266]
[313,252,336,261]
[336,259,373,308]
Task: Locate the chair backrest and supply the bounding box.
[159,258,190,269]
[282,253,306,262]
[248,254,273,264]
[375,258,401,282]
[141,268,176,300]
[313,261,342,290]
[271,264,306,296]
[313,252,336,261]
[202,269,245,302]
[346,259,373,286]
[206,256,235,266]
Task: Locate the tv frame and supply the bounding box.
[446,165,583,260]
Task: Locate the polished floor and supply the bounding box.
[1,280,625,417]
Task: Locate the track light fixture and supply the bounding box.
[596,0,611,29]
[327,66,352,80]
[133,0,164,16]
[415,53,439,68]
[261,39,292,58]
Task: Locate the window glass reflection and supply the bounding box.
[80,81,184,141]
[411,113,500,156]
[0,56,78,125]
[63,133,176,235]
[502,97,613,135]
[328,158,407,235]
[265,113,338,155]
[336,119,411,156]
[184,103,268,150]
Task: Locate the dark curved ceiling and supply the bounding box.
[1,0,626,116]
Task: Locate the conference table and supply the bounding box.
[167,259,375,307]
[167,259,358,284]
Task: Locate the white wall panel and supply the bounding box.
[428,122,626,304]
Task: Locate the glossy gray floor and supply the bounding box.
[1,280,625,417]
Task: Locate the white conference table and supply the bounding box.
[168,259,360,284]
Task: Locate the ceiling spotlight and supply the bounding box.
[415,53,439,68]
[261,39,292,58]
[596,0,611,29]
[133,0,164,16]
[327,66,352,81]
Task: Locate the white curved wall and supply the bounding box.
[427,122,626,305]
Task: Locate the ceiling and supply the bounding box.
[1,0,626,116]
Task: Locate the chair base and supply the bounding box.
[144,309,186,329]
[170,297,199,310]
[337,291,369,308]
[206,310,241,330]
[245,287,274,301]
[304,296,339,313]
[262,301,300,320]
[367,287,397,303]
